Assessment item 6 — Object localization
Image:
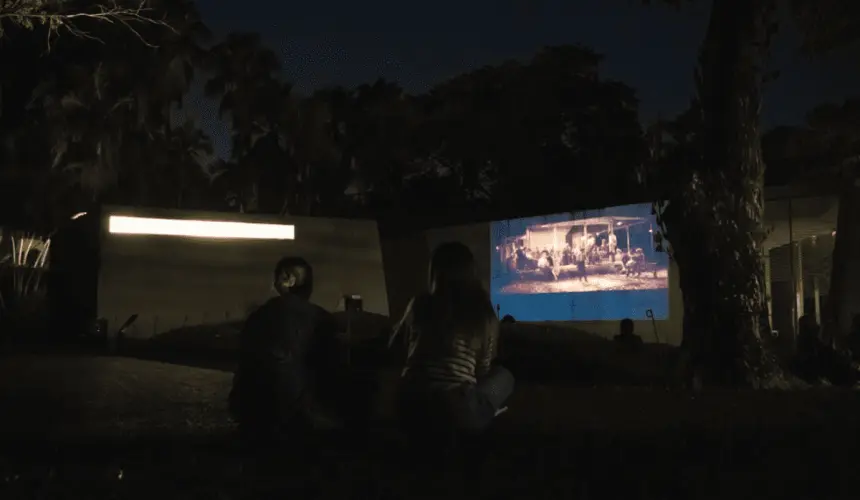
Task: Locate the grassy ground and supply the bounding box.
[118,320,682,386]
[2,355,860,498]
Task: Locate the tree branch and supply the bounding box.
[0,0,177,50]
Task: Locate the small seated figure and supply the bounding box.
[613,318,643,350]
[794,315,858,385]
[390,242,515,441]
[796,315,822,359]
[229,257,344,443]
[848,314,860,363]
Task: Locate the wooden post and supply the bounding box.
[811,236,821,326]
[788,197,797,342]
[795,242,804,323]
[814,276,821,326]
[763,249,773,328]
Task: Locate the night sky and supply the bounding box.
[192,0,860,159]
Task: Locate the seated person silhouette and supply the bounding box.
[613,318,643,350]
[389,242,515,441]
[849,314,860,363]
[793,314,857,385]
[793,314,822,377]
[229,257,342,442]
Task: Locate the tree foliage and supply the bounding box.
[409,46,645,219]
[0,0,211,224]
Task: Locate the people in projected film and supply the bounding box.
[494,214,669,294]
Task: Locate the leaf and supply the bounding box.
[50,140,68,169]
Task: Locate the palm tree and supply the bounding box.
[280,92,346,215]
[329,80,422,209]
[204,32,283,212]
[31,62,134,201]
[149,119,215,209]
[135,0,211,133]
[24,0,210,210]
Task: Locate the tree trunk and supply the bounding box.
[670,0,783,387]
[823,178,860,345]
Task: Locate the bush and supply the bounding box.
[0,266,50,343]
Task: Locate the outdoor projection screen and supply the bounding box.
[490,203,670,322]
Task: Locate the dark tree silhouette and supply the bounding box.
[204,32,285,213]
[0,0,212,225]
[418,45,645,219]
[638,0,860,387]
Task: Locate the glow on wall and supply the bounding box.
[107,216,295,240]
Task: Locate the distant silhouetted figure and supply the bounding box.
[793,314,858,386]
[229,257,342,443]
[798,315,820,348]
[848,314,860,363]
[390,242,514,439]
[608,231,617,261]
[613,318,643,350]
[501,314,516,324]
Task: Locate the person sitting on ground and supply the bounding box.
[793,314,823,381]
[848,314,860,363]
[229,256,343,442]
[389,242,515,437]
[794,314,859,386]
[613,318,643,350]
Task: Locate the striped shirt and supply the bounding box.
[393,293,498,391]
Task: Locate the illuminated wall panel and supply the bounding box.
[97,207,388,339]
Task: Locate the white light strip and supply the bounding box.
[108,215,295,240]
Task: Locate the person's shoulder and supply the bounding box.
[262,296,285,308]
[310,301,335,321]
[259,294,317,318]
[246,297,280,317]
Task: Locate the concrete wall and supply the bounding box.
[384,221,684,346]
[98,207,388,339]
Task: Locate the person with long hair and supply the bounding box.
[389,242,514,434]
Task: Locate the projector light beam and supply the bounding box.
[108,216,295,240]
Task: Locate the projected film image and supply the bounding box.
[490,203,670,322]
